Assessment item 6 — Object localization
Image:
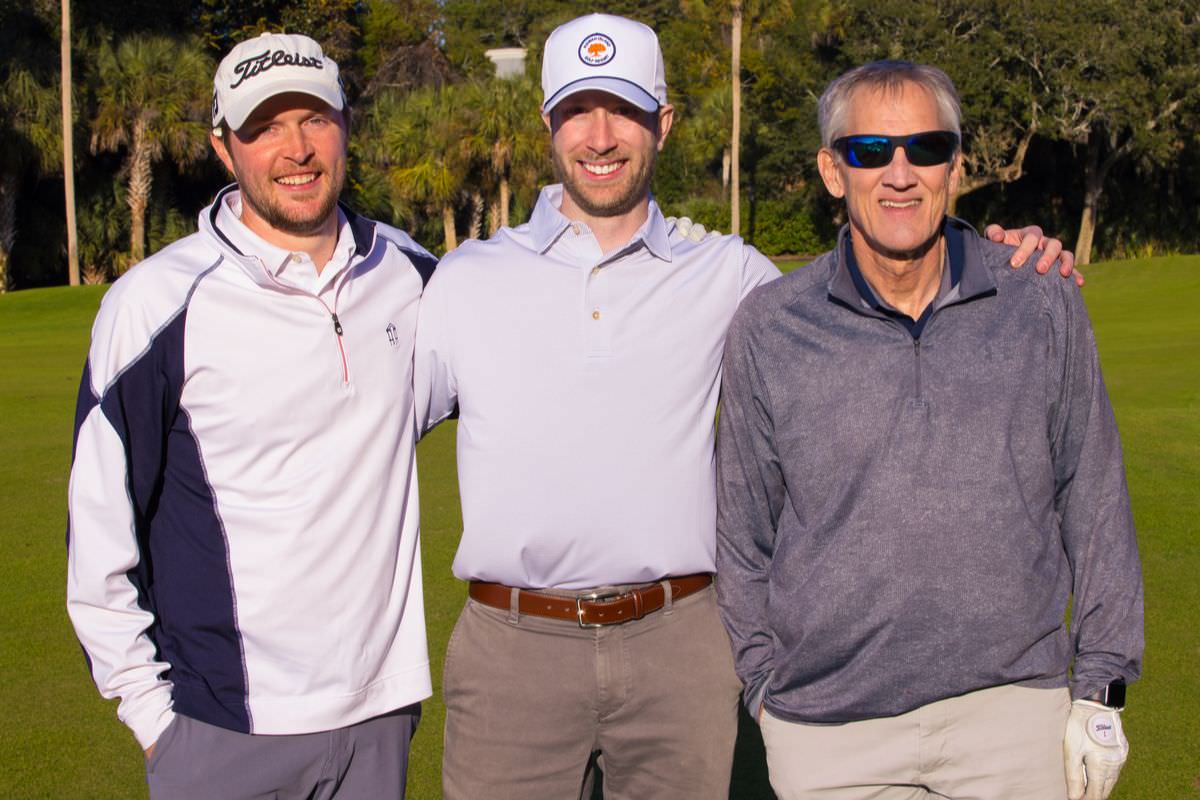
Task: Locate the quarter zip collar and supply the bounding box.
[827,215,997,321]
[199,183,378,291]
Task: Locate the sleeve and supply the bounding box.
[739,243,783,303]
[1049,283,1144,699]
[715,301,788,717]
[66,293,180,749]
[413,266,459,438]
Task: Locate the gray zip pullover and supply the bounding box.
[715,219,1143,723]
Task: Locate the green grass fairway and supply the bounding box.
[1,256,1197,798]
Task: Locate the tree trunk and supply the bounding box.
[0,172,17,292]
[1075,134,1105,267]
[488,198,501,236]
[730,2,742,236]
[126,116,152,268]
[61,0,79,286]
[499,176,511,229]
[721,146,731,193]
[469,191,484,240]
[442,204,457,252]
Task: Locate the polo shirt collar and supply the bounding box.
[529,183,673,262]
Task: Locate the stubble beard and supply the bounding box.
[241,165,345,236]
[552,146,657,218]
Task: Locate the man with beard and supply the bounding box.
[416,14,1077,799]
[67,33,434,799]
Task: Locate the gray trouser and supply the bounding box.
[441,583,744,800]
[145,704,420,800]
[761,684,1071,799]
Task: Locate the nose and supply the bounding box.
[281,123,315,163]
[583,108,618,155]
[882,145,918,189]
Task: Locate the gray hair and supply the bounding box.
[817,60,962,148]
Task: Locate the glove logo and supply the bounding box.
[1088,714,1118,745]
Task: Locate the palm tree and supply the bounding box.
[368,86,474,253]
[90,35,211,268]
[465,75,546,233]
[680,84,733,194]
[0,67,61,292]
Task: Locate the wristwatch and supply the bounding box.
[1085,679,1127,709]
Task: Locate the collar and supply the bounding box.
[204,183,377,269]
[528,183,673,262]
[827,216,996,316]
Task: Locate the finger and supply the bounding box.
[1031,237,1061,274]
[1058,248,1076,278]
[1072,268,1085,287]
[1065,759,1086,800]
[983,223,1006,242]
[1009,232,1040,267]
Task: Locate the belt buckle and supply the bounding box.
[576,590,623,628]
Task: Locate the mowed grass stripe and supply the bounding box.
[1,256,1196,798]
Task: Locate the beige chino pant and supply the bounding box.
[761,683,1071,799]
[441,584,744,800]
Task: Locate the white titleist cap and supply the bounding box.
[212,33,344,131]
[541,14,667,114]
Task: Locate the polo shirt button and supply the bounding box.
[591,267,601,276]
[291,254,303,263]
[592,309,601,321]
[572,223,581,236]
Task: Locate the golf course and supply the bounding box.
[2,255,1196,798]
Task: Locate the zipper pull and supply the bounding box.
[331,312,344,336]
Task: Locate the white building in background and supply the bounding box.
[485,48,526,78]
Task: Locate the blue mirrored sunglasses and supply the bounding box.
[832,131,960,168]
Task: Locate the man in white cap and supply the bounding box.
[67,33,435,799]
[416,13,1076,799]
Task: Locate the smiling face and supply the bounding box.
[544,90,673,223]
[817,81,961,265]
[210,92,348,243]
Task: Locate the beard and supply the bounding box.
[551,145,657,218]
[239,166,345,236]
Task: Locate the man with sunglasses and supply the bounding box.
[716,60,1143,799]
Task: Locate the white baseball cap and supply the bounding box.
[541,14,668,114]
[212,33,344,132]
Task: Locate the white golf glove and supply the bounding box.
[674,217,711,243]
[1064,699,1129,800]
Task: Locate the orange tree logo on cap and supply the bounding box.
[579,33,615,66]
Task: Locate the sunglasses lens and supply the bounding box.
[843,137,893,168]
[835,132,959,168]
[905,132,959,166]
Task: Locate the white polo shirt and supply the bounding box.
[415,185,779,589]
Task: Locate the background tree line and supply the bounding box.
[2,0,1198,291]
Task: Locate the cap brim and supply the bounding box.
[543,77,658,114]
[219,81,344,131]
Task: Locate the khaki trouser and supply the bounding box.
[761,683,1071,799]
[441,584,743,800]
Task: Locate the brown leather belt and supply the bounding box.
[469,574,713,628]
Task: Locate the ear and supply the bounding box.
[947,149,963,198]
[817,147,845,199]
[655,103,675,152]
[210,130,236,177]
